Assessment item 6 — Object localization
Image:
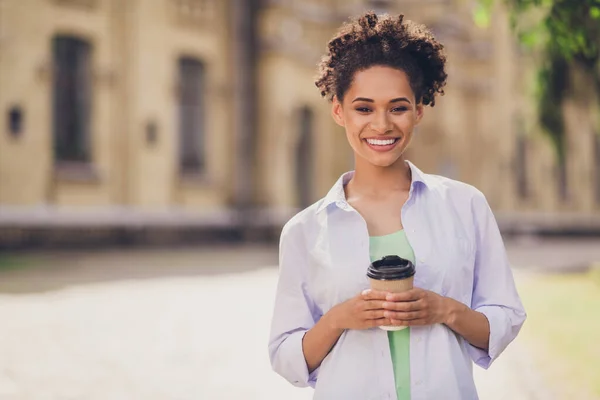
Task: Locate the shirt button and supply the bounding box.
[416,337,422,343]
[416,380,423,385]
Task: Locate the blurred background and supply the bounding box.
[0,0,599,399]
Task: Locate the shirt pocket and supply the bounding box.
[307,243,370,313]
[440,235,475,301]
[417,234,474,299]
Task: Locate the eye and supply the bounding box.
[355,107,372,113]
[391,107,409,113]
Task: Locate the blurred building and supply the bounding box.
[0,0,599,246]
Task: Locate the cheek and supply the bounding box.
[343,119,365,138]
[393,113,416,127]
[345,129,362,147]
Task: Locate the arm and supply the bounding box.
[269,222,391,385]
[301,310,344,373]
[465,190,527,368]
[444,297,490,350]
[268,223,320,387]
[382,191,526,368]
[303,289,391,372]
[382,288,491,351]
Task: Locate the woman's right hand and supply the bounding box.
[327,289,391,330]
[301,289,390,373]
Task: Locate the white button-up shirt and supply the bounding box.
[269,161,526,400]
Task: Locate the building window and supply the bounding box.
[8,105,23,137]
[178,57,205,175]
[52,36,92,163]
[515,135,529,199]
[296,107,314,208]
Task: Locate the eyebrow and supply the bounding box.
[351,97,412,104]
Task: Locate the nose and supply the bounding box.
[370,111,392,134]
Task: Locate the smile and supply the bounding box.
[365,138,399,146]
[363,137,401,153]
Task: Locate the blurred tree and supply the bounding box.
[475,0,600,161]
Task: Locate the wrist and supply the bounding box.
[324,305,345,334]
[443,296,463,327]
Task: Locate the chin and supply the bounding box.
[367,156,402,168]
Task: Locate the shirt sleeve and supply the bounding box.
[268,221,320,387]
[468,190,527,369]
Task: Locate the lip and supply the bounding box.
[363,137,401,152]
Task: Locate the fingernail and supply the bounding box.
[382,302,389,308]
[362,289,371,295]
[384,311,391,318]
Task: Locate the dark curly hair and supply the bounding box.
[315,12,448,107]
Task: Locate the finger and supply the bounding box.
[367,318,392,328]
[385,288,423,302]
[383,310,425,321]
[388,318,408,327]
[364,310,386,320]
[361,289,389,300]
[363,300,386,310]
[382,299,423,312]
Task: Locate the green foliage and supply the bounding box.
[536,55,568,160]
[473,0,494,27]
[476,0,600,156]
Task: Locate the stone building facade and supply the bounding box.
[0,0,599,242]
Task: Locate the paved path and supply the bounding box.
[504,237,600,273]
[1,238,598,399]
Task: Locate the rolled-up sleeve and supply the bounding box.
[268,221,320,387]
[468,191,527,369]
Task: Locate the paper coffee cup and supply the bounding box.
[367,255,416,331]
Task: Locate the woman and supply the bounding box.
[269,12,526,400]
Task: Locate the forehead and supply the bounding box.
[347,66,414,100]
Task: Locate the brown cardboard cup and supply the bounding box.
[367,255,416,331]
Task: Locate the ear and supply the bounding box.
[331,96,345,127]
[414,103,425,126]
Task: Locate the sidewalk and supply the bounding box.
[0,249,557,400]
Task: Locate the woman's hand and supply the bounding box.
[382,288,452,327]
[327,289,392,330]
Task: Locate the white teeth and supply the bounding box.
[366,138,397,146]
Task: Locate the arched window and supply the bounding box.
[52,35,92,163]
[296,106,314,208]
[177,57,205,175]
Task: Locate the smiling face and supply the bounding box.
[332,65,424,168]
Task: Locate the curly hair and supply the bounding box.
[315,12,448,107]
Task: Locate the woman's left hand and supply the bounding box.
[382,288,452,327]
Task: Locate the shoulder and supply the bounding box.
[280,198,325,241]
[424,173,487,204]
[423,174,496,229]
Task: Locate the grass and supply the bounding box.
[0,254,33,272]
[517,267,600,399]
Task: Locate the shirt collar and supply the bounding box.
[316,160,432,214]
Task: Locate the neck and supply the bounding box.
[348,155,412,197]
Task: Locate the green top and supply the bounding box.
[369,230,415,400]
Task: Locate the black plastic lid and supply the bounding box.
[367,255,415,280]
